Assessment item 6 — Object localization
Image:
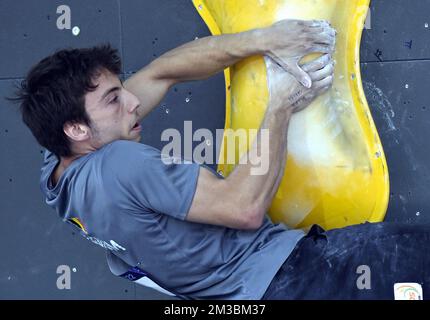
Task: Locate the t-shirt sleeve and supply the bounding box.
[106,141,201,220]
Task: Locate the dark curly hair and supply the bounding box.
[8,44,122,158]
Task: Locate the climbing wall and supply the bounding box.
[361,0,430,224]
[0,0,428,299]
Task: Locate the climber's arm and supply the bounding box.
[124,31,263,120]
[124,19,335,120]
[186,54,334,230]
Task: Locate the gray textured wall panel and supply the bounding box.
[121,0,211,72]
[361,0,430,62]
[362,61,430,224]
[0,0,122,78]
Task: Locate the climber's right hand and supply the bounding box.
[263,19,336,89]
[265,53,334,113]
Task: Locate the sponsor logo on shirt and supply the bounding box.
[68,217,126,252]
[83,236,126,252]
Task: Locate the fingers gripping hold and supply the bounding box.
[302,54,331,73]
[313,74,334,90]
[290,64,312,89]
[309,61,334,81]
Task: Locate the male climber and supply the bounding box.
[12,19,430,299]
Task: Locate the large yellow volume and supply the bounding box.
[193,0,389,230]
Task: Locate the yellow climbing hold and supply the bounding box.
[193,0,389,230]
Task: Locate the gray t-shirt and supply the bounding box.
[40,140,304,299]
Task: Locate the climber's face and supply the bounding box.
[68,69,143,151]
